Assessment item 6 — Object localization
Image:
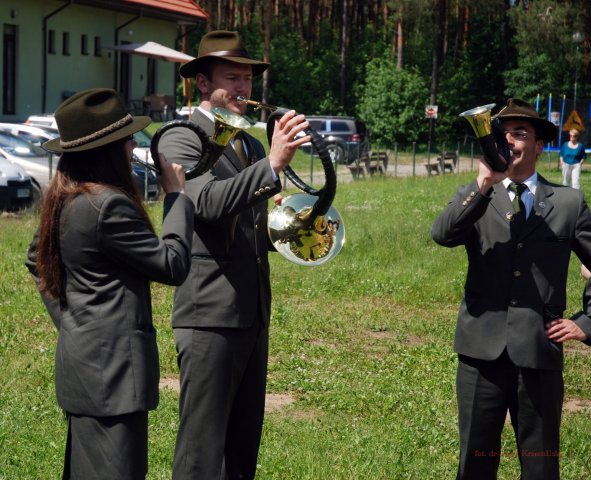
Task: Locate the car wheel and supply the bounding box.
[31,181,43,207]
[326,144,345,164]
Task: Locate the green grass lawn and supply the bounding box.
[1,166,591,478]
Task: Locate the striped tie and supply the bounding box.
[234,134,249,168]
[508,182,527,229]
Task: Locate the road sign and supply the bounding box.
[425,105,438,119]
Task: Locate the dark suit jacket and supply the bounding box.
[432,175,591,370]
[158,109,282,329]
[26,190,194,416]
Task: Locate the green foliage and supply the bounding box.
[505,0,586,100]
[356,59,429,147]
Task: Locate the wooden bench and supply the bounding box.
[366,150,388,175]
[424,152,458,174]
[346,160,367,179]
[347,150,388,179]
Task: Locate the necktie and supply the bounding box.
[508,182,527,229]
[234,134,249,169]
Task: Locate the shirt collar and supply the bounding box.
[503,172,538,195]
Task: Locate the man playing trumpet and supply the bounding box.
[432,98,591,480]
[158,30,310,480]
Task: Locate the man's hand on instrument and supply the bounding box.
[476,156,509,194]
[268,110,310,174]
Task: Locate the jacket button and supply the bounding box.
[264,186,271,192]
[257,257,262,264]
[510,299,518,306]
[517,242,524,249]
[513,271,521,277]
[462,201,467,206]
[254,191,261,197]
[255,224,260,230]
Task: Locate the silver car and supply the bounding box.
[0,152,34,211]
[0,131,56,194]
[0,122,59,147]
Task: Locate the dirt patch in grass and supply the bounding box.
[266,393,295,412]
[308,338,336,349]
[564,342,591,357]
[159,377,298,414]
[160,376,180,391]
[563,398,591,413]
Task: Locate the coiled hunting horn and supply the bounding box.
[139,107,252,180]
[237,96,345,266]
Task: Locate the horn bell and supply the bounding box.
[268,193,345,266]
[458,103,496,138]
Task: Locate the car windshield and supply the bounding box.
[133,130,152,148]
[0,132,48,157]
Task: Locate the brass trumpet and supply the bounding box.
[237,96,345,266]
[459,104,511,172]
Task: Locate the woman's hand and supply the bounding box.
[157,154,185,194]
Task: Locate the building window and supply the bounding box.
[94,36,101,56]
[48,29,56,54]
[81,34,88,55]
[3,24,17,115]
[62,32,70,55]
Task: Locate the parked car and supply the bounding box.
[0,152,35,211]
[0,122,59,147]
[132,129,153,165]
[25,113,57,129]
[131,156,160,201]
[299,115,369,164]
[0,131,56,194]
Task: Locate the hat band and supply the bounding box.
[60,114,133,149]
[206,49,251,59]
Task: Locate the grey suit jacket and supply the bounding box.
[432,175,591,370]
[158,109,281,329]
[27,190,194,416]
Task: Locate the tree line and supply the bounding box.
[180,0,590,148]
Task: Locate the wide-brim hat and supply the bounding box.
[43,88,151,153]
[493,98,557,143]
[179,30,269,78]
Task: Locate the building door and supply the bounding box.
[119,50,131,102]
[3,24,17,115]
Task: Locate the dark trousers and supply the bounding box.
[172,320,269,480]
[63,411,148,480]
[456,351,563,480]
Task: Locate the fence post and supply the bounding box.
[310,149,314,185]
[427,141,432,177]
[412,142,416,177]
[456,141,460,174]
[394,143,398,177]
[470,142,474,171]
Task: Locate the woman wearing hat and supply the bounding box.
[26,88,194,479]
[559,128,586,189]
[433,98,591,479]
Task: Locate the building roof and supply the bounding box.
[125,0,208,20]
[65,0,208,23]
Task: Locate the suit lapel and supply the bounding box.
[488,175,556,238]
[520,175,554,237]
[490,183,514,223]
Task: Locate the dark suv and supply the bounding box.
[300,116,369,164]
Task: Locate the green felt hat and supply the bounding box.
[179,30,269,78]
[43,88,151,153]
